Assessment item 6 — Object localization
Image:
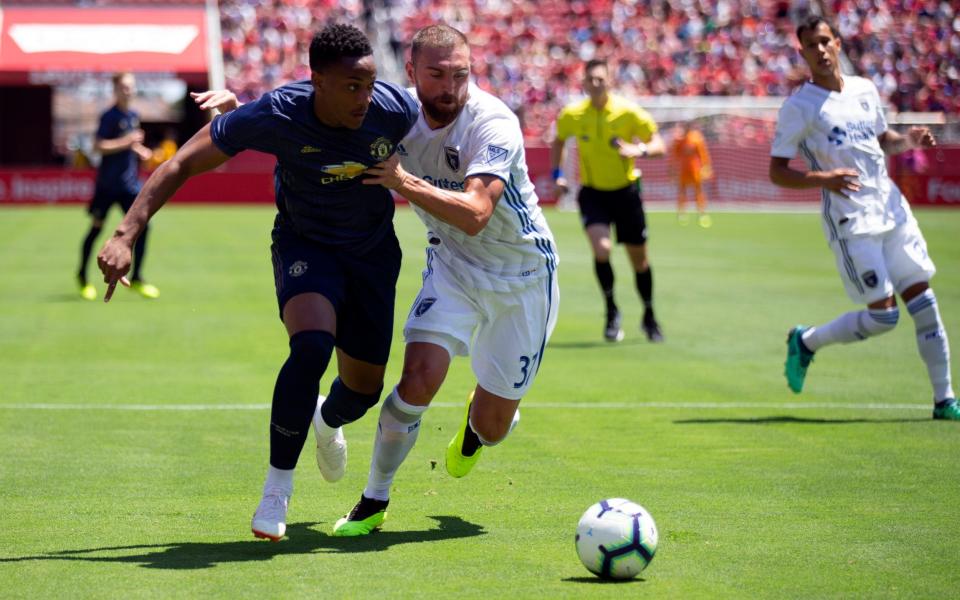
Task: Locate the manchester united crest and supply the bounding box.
[370,137,394,160]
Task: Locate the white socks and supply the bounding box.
[313,395,338,441]
[799,289,954,402]
[801,307,899,352]
[907,290,955,402]
[363,388,429,502]
[264,465,294,495]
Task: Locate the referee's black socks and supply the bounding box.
[595,260,617,316]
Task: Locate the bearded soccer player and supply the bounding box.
[98,24,420,542]
[333,24,559,535]
[769,16,956,419]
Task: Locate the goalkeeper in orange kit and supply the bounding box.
[671,120,713,227]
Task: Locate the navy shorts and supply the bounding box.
[270,225,402,366]
[577,184,648,245]
[88,189,138,221]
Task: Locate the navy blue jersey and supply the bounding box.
[95,106,142,195]
[211,80,419,253]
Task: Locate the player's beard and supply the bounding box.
[421,94,462,127]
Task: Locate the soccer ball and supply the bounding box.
[575,498,658,580]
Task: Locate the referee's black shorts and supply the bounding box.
[577,183,647,245]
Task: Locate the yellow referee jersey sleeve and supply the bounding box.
[556,95,657,191]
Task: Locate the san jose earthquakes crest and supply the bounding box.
[414,297,437,317]
[444,146,460,171]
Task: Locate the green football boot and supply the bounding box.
[446,392,483,478]
[79,282,97,301]
[130,280,160,299]
[933,399,960,421]
[332,495,388,537]
[784,326,814,393]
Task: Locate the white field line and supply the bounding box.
[0,401,929,411]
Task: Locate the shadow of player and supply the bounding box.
[674,415,930,425]
[0,516,485,570]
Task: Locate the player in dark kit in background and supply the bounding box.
[97,24,419,541]
[77,72,157,301]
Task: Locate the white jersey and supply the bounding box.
[399,84,558,292]
[771,76,913,240]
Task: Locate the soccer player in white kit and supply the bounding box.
[332,24,559,535]
[769,16,956,420]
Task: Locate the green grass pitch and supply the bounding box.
[1,205,958,598]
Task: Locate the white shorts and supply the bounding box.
[831,219,936,305]
[403,253,559,400]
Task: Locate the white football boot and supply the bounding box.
[251,488,289,541]
[313,395,347,482]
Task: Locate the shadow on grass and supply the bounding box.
[549,338,647,350]
[0,516,484,570]
[562,576,647,584]
[674,415,930,425]
[44,293,92,303]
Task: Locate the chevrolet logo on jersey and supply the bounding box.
[321,162,366,177]
[319,161,367,184]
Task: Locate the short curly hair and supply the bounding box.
[309,23,373,72]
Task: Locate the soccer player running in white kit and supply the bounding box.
[334,24,560,535]
[769,16,957,420]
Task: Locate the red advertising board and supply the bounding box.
[0,168,274,205]
[1,145,957,206]
[0,6,209,85]
[889,147,960,206]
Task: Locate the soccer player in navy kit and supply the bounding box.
[97,24,419,541]
[77,72,157,301]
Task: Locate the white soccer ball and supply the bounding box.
[575,498,658,580]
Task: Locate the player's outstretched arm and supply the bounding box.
[98,123,230,301]
[191,90,242,114]
[363,154,502,236]
[768,156,861,196]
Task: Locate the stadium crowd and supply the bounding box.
[216,0,959,138]
[831,0,960,114]
[219,0,368,103]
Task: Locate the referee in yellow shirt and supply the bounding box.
[550,59,665,342]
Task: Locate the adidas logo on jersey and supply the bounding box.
[300,145,323,154]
